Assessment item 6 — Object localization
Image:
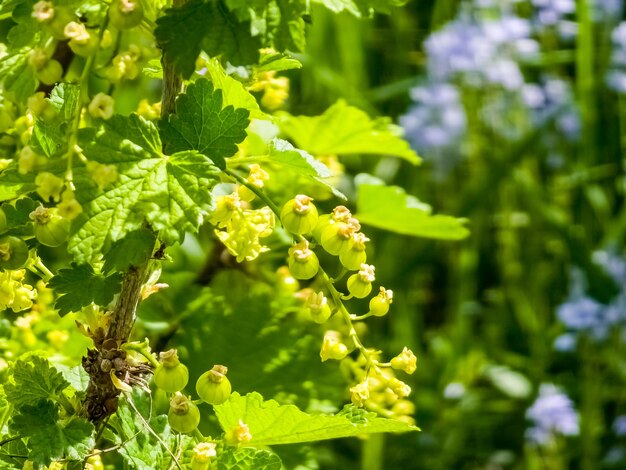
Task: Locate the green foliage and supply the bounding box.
[0,52,37,103]
[165,271,347,405]
[71,113,223,261]
[356,181,470,240]
[155,0,261,78]
[278,100,420,164]
[159,78,250,169]
[48,263,122,315]
[215,392,417,445]
[1,197,38,231]
[10,399,94,467]
[216,447,282,469]
[30,83,80,158]
[104,390,190,470]
[3,356,69,407]
[102,229,157,274]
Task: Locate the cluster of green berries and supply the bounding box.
[152,349,232,435]
[280,195,418,415]
[25,0,148,90]
[281,196,393,315]
[0,202,72,275]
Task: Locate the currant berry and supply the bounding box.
[196,364,232,405]
[153,349,189,393]
[321,217,360,255]
[36,59,63,86]
[0,236,29,270]
[339,232,369,270]
[312,214,332,242]
[306,291,332,324]
[390,347,417,374]
[168,393,200,433]
[320,331,348,362]
[369,287,393,317]
[85,453,104,470]
[280,195,319,235]
[287,240,319,280]
[30,207,70,247]
[109,0,144,30]
[346,264,375,299]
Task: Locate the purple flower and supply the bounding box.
[614,416,626,436]
[400,83,467,154]
[526,384,579,445]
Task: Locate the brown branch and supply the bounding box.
[81,1,186,421]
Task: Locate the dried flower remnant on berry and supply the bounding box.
[288,239,320,280]
[88,93,115,120]
[32,1,54,22]
[320,330,349,362]
[350,382,370,407]
[390,347,417,374]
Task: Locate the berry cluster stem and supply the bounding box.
[229,170,375,367]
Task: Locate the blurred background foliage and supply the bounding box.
[4,0,626,468]
[286,0,626,468]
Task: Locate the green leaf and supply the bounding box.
[278,100,420,164]
[31,82,82,159]
[30,83,81,158]
[255,52,302,73]
[202,58,265,119]
[71,114,221,261]
[216,447,282,470]
[215,392,418,445]
[355,182,470,240]
[0,163,39,202]
[272,0,307,52]
[268,138,332,179]
[3,356,69,408]
[48,263,123,315]
[0,435,28,469]
[155,0,261,79]
[105,390,190,470]
[159,78,250,169]
[313,0,360,15]
[102,228,156,274]
[9,400,95,467]
[163,271,347,406]
[0,52,37,104]
[1,197,38,230]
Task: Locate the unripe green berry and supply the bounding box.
[196,364,232,405]
[30,206,70,247]
[36,60,63,86]
[0,236,29,270]
[312,214,332,242]
[168,393,200,433]
[287,240,319,280]
[390,347,417,374]
[320,331,348,362]
[339,232,369,270]
[321,217,360,255]
[109,0,144,29]
[369,287,393,317]
[280,195,319,235]
[347,264,375,299]
[153,349,189,393]
[306,291,332,323]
